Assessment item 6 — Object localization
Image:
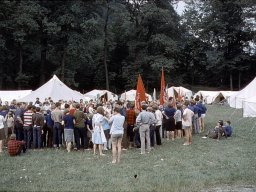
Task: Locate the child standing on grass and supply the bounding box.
[182,101,194,146]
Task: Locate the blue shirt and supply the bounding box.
[45,111,54,127]
[102,118,110,130]
[224,125,232,137]
[164,107,176,118]
[197,103,207,114]
[63,114,74,129]
[109,114,125,134]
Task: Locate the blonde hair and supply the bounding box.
[97,106,104,116]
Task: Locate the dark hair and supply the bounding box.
[226,120,231,125]
[116,101,123,106]
[141,104,147,110]
[114,107,120,113]
[55,102,61,108]
[36,107,41,112]
[27,105,32,110]
[218,120,224,126]
[64,103,70,109]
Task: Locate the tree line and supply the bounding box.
[0,0,255,93]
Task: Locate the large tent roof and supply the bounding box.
[230,77,256,108]
[19,75,83,102]
[0,90,32,103]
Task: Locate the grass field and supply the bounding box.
[0,105,256,192]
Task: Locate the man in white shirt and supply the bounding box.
[182,101,194,146]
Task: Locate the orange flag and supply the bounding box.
[160,67,166,105]
[135,74,146,111]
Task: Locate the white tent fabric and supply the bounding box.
[167,86,193,99]
[19,75,84,102]
[229,77,256,108]
[194,91,220,104]
[243,96,256,117]
[220,91,238,104]
[84,89,118,101]
[120,90,152,101]
[0,90,32,103]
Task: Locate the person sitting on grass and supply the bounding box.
[8,134,26,156]
[204,120,226,140]
[224,120,233,137]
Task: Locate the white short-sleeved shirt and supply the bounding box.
[182,108,194,127]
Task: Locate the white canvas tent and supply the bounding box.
[243,96,256,117]
[120,90,152,101]
[220,91,238,104]
[194,91,220,104]
[19,75,84,102]
[167,86,193,99]
[84,89,118,101]
[229,77,256,108]
[0,90,32,103]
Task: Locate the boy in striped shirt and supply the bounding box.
[23,105,34,149]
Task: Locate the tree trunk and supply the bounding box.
[39,26,47,85]
[61,51,66,82]
[230,72,233,91]
[238,71,241,90]
[103,0,110,90]
[18,46,23,90]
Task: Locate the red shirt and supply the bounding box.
[126,109,136,125]
[8,139,25,156]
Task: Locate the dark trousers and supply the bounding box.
[33,126,42,149]
[134,129,141,148]
[23,126,32,149]
[42,125,53,148]
[155,125,162,145]
[53,122,62,147]
[74,127,88,150]
[150,125,156,147]
[14,124,24,141]
[127,124,135,143]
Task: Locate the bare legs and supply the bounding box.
[93,144,104,156]
[184,127,192,145]
[112,137,122,164]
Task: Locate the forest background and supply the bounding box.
[0,0,255,94]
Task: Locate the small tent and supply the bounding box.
[120,90,152,102]
[84,89,118,102]
[0,90,32,103]
[194,91,220,104]
[229,77,256,108]
[167,86,193,99]
[243,96,256,117]
[19,75,84,102]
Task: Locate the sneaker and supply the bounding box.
[202,136,207,139]
[183,143,189,146]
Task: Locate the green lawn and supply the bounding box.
[0,105,256,192]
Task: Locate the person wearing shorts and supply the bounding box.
[182,101,194,146]
[109,107,125,164]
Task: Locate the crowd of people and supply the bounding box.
[0,96,232,163]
